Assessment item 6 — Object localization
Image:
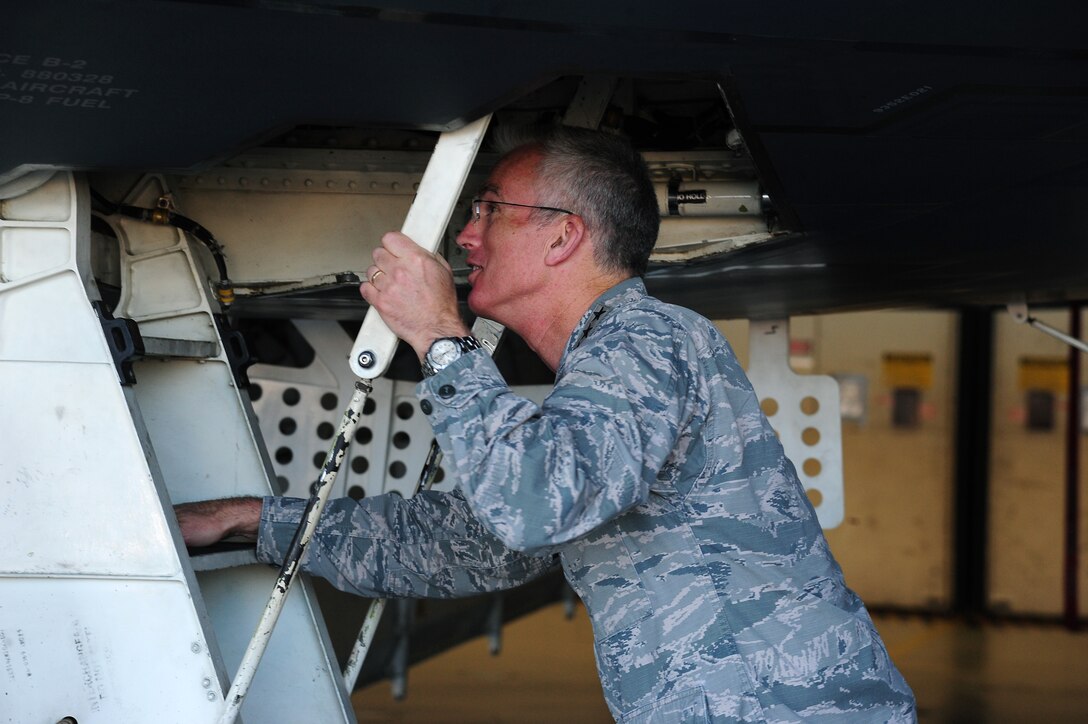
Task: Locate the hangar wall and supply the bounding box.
[717,309,1088,618]
[989,309,1088,617]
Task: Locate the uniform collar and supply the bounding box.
[561,277,647,364]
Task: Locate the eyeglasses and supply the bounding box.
[470,198,573,226]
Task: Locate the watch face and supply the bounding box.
[431,338,461,366]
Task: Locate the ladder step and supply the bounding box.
[141,336,219,360]
[188,544,259,572]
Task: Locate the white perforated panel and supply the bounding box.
[747,319,844,529]
[250,320,551,501]
[249,321,413,500]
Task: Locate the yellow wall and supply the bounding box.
[717,308,1088,616]
[990,309,1088,615]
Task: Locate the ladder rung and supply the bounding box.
[141,336,219,359]
[188,544,259,572]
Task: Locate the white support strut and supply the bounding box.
[349,114,493,378]
[221,115,492,723]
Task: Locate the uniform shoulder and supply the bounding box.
[613,293,725,349]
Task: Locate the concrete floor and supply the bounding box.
[884,615,1088,723]
[353,604,1088,723]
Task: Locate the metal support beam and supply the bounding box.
[952,307,994,617]
[562,75,618,129]
[1064,305,1082,630]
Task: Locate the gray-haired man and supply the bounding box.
[179,126,916,722]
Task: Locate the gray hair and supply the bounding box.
[491,125,660,277]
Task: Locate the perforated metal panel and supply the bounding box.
[249,321,433,500]
[747,319,844,529]
[250,320,552,500]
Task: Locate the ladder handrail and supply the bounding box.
[341,315,504,693]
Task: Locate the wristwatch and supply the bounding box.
[422,336,482,377]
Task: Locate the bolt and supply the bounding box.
[358,351,376,369]
[207,691,217,702]
[191,642,202,654]
[261,178,270,186]
[304,178,313,187]
[239,178,249,187]
[202,677,212,688]
[348,180,357,190]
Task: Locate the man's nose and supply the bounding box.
[455,221,479,249]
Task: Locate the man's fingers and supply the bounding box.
[381,230,420,256]
[373,232,447,280]
[364,265,385,285]
[371,247,394,272]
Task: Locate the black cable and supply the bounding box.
[90,188,234,307]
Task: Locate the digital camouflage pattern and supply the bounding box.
[258,278,916,722]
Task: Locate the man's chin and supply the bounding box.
[466,291,495,323]
[466,290,483,316]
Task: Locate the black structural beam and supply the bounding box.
[952,307,994,617]
[1064,304,1082,630]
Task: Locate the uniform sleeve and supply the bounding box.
[255,488,556,599]
[419,322,687,554]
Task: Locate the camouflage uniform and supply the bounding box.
[258,278,916,722]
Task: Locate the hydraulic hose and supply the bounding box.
[91,188,234,308]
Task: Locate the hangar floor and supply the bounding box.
[352,602,1088,723]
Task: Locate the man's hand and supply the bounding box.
[359,231,471,359]
[174,497,262,547]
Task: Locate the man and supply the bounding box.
[178,126,916,722]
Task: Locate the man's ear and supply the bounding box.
[544,214,587,266]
